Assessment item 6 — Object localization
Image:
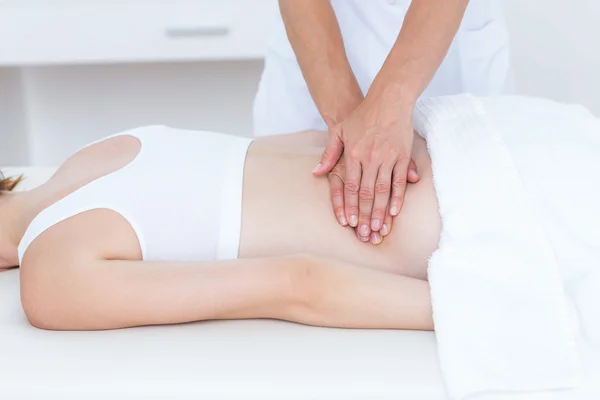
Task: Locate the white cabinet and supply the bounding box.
[0,1,279,166]
[0,0,278,66]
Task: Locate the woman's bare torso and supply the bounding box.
[19,131,441,280]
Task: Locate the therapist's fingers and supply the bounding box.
[369,205,393,245]
[407,159,420,183]
[390,159,410,216]
[356,229,371,243]
[356,162,379,239]
[313,133,344,175]
[381,206,393,237]
[327,171,347,226]
[370,231,383,245]
[371,162,393,232]
[344,156,362,228]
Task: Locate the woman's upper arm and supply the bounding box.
[21,251,313,331]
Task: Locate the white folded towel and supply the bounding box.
[413,95,600,399]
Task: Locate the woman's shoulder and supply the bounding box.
[20,207,142,270]
[18,135,143,266]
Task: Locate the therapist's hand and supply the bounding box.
[314,96,419,241]
[326,147,394,245]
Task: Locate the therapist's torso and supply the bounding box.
[253,0,513,136]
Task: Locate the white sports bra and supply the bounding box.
[18,126,253,264]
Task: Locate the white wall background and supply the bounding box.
[0,68,29,165]
[21,61,263,165]
[1,0,600,166]
[503,0,600,114]
[0,61,264,165]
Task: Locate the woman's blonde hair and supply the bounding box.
[0,171,23,193]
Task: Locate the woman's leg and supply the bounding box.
[21,253,432,331]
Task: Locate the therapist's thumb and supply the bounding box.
[313,134,344,175]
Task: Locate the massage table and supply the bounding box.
[0,167,448,399]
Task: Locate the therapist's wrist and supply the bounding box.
[359,89,414,132]
[322,100,364,129]
[318,80,364,129]
[368,62,423,107]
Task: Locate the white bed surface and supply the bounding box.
[0,167,447,399]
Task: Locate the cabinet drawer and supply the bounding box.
[0,0,278,65]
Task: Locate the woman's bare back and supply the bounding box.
[240,132,442,280]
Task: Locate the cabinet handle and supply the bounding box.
[165,26,230,38]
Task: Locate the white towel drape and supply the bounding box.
[413,94,600,399]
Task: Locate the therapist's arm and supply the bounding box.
[368,0,470,109]
[314,0,469,240]
[279,0,404,243]
[278,0,363,131]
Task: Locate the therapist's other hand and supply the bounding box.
[314,97,419,240]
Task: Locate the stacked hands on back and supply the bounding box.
[313,101,419,245]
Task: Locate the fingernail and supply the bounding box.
[381,224,389,236]
[312,163,322,174]
[359,224,370,236]
[359,235,370,242]
[371,232,382,245]
[349,215,358,227]
[390,205,399,216]
[371,219,381,231]
[339,216,348,226]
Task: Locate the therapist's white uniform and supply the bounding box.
[253,0,513,136]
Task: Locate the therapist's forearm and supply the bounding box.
[279,0,363,127]
[368,0,470,108]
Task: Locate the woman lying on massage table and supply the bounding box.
[1,95,597,333]
[0,124,438,332]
